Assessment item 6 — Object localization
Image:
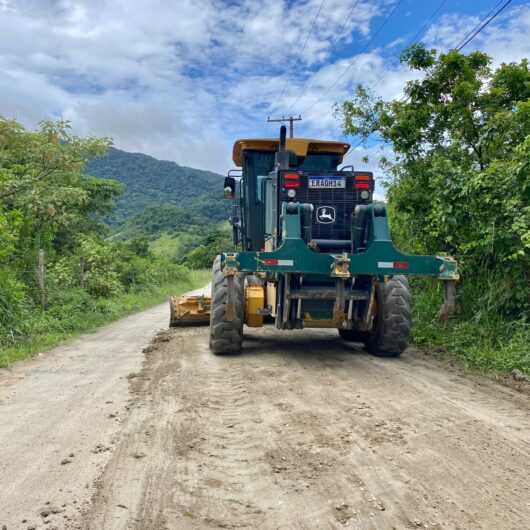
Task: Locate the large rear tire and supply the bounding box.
[365,275,412,357]
[209,256,245,355]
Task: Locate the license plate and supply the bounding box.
[308,176,345,189]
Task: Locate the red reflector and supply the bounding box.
[354,182,370,190]
[262,258,278,265]
[355,174,371,181]
[284,172,300,189]
[394,261,409,270]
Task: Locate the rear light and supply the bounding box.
[262,258,294,266]
[378,261,410,270]
[354,174,373,191]
[283,172,300,189]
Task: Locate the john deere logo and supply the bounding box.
[316,206,335,224]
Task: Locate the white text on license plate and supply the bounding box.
[308,177,345,189]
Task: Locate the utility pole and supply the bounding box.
[267,115,302,138]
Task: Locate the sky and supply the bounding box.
[1,0,530,183]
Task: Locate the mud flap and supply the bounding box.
[438,280,458,321]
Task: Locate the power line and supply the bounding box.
[298,0,327,56]
[277,0,327,101]
[282,0,362,112]
[453,0,505,50]
[354,0,450,103]
[324,0,363,52]
[293,0,405,114]
[307,0,443,117]
[341,0,450,161]
[456,0,513,51]
[343,0,514,160]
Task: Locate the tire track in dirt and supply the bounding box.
[82,327,530,530]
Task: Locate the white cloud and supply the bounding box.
[0,0,384,172]
[1,0,529,178]
[424,5,530,66]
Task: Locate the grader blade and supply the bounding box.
[169,295,211,327]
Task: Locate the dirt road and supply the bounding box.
[1,301,529,530]
[0,302,168,529]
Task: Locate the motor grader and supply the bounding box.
[170,125,458,356]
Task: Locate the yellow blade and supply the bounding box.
[169,295,211,327]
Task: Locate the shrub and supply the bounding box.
[0,269,29,343]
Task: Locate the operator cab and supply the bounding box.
[230,136,374,253]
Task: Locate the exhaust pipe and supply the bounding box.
[279,125,286,151]
[276,125,289,169]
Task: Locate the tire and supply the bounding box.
[209,255,245,355]
[338,328,369,342]
[365,275,412,357]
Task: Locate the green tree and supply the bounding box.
[337,45,530,315]
[0,118,121,287]
[183,227,233,269]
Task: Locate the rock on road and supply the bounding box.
[1,294,529,530]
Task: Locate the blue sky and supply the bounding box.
[1,0,529,185]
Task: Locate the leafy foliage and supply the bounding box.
[412,278,529,374]
[180,226,234,269]
[0,270,210,368]
[147,223,233,270]
[1,119,119,257]
[338,45,530,317]
[117,203,204,239]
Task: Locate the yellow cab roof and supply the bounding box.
[232,138,350,167]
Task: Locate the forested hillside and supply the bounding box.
[86,147,229,227]
[83,147,233,266]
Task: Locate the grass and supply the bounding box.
[150,232,184,259]
[411,279,530,375]
[150,231,197,261]
[0,269,210,368]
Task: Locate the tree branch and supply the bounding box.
[0,167,56,201]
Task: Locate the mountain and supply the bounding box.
[86,147,229,229]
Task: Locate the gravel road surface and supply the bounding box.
[1,294,528,530]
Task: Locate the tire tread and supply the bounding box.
[209,256,244,355]
[366,275,412,357]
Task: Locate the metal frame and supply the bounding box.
[222,203,459,281]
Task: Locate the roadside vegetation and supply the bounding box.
[150,224,234,270]
[338,46,530,374]
[0,118,209,367]
[120,205,235,270]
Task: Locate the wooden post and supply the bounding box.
[37,248,46,309]
[79,256,85,289]
[438,280,457,322]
